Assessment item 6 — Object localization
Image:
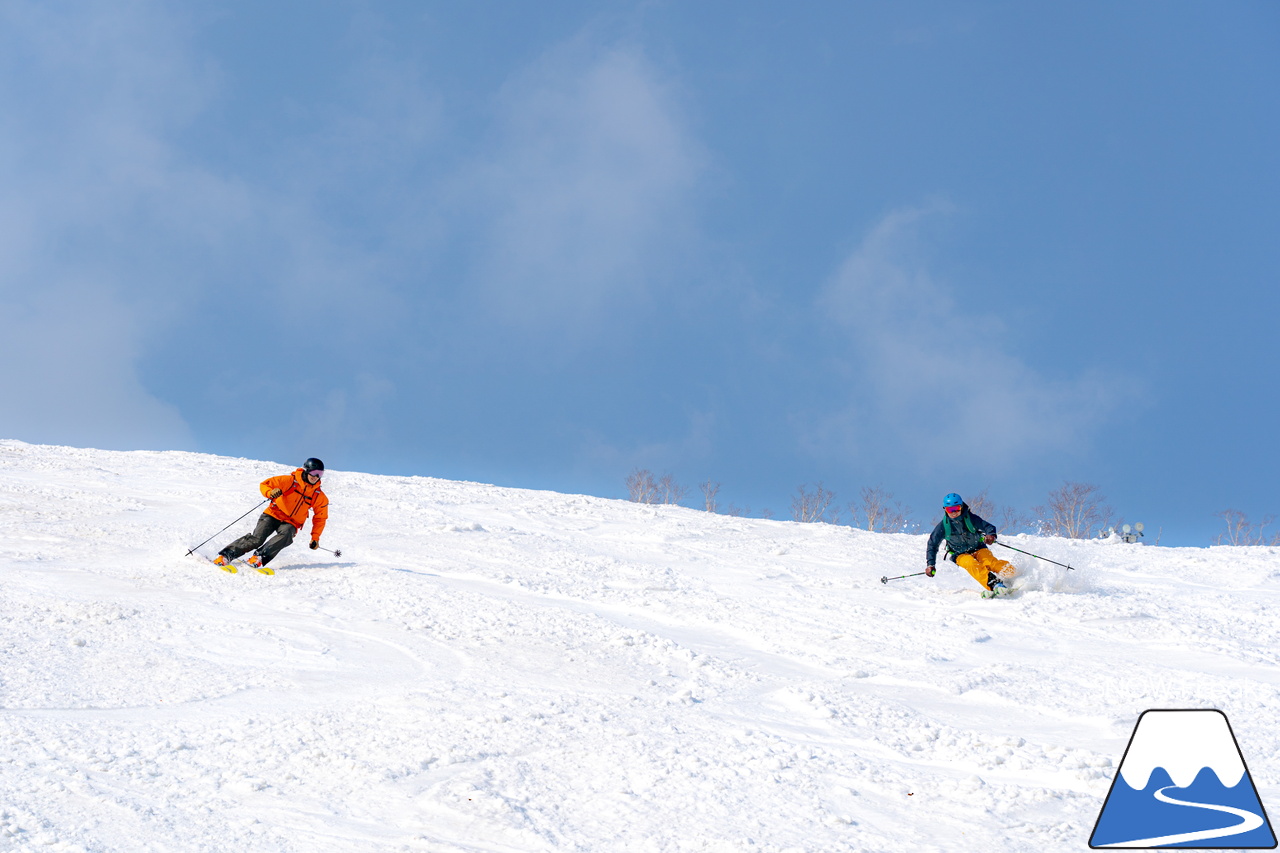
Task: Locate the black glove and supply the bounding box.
[269,488,283,499]
[310,540,319,550]
[983,533,996,545]
[925,565,936,577]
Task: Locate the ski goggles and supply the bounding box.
[944,505,962,513]
[305,469,324,479]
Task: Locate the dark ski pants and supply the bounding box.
[219,513,296,566]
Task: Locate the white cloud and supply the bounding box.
[0,3,220,449]
[577,410,717,483]
[0,9,707,460]
[817,203,1123,470]
[0,288,195,450]
[463,42,703,335]
[0,4,424,452]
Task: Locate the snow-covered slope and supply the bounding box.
[1,440,1278,852]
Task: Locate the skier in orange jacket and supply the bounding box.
[215,458,329,572]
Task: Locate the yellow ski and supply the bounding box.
[208,556,272,575]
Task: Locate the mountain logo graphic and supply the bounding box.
[1090,709,1276,849]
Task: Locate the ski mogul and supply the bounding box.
[925,493,1015,593]
[215,458,329,570]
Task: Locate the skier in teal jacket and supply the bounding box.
[925,493,1015,592]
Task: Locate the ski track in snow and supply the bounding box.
[1,440,1279,851]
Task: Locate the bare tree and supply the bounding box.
[657,474,689,506]
[997,504,1033,535]
[1033,481,1113,539]
[626,470,689,506]
[964,487,1030,534]
[966,488,995,519]
[1215,509,1276,545]
[625,468,659,504]
[849,485,915,533]
[700,480,721,513]
[792,482,837,524]
[725,504,751,518]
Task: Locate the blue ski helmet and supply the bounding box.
[943,493,963,508]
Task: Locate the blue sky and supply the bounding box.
[0,2,1276,546]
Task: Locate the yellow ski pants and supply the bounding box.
[955,547,1016,590]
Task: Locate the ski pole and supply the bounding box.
[314,545,343,557]
[992,541,1075,571]
[881,571,929,584]
[185,500,268,556]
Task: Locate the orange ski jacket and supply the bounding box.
[260,469,329,541]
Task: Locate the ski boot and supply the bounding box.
[982,572,1010,598]
[246,554,274,575]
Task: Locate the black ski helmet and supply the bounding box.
[302,457,325,473]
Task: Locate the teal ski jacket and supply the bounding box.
[926,504,997,566]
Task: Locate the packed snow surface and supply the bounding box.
[2,440,1279,852]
